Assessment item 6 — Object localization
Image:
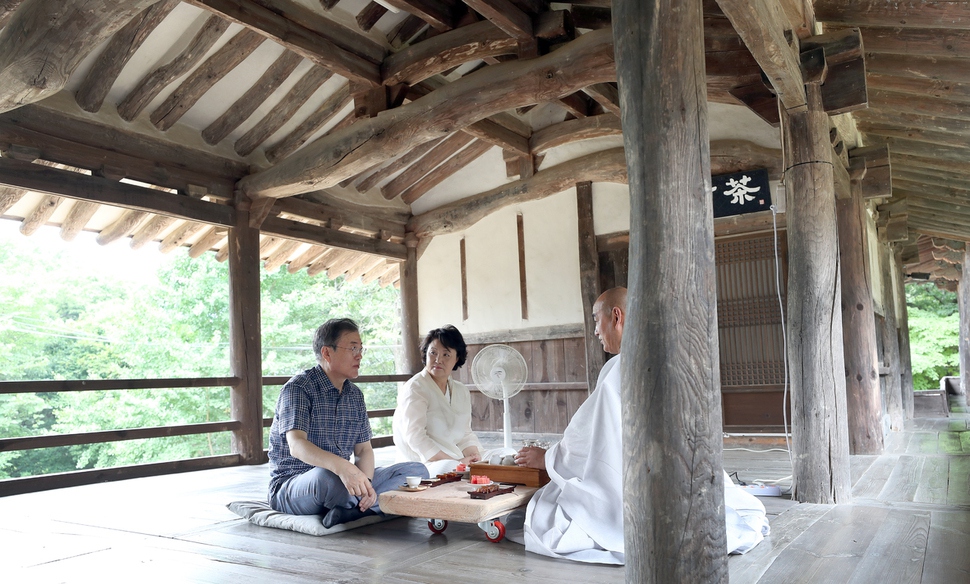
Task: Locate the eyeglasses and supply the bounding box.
[332,345,366,356]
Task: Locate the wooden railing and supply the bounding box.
[0,373,409,496]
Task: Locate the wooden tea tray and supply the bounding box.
[468,485,515,500]
[468,463,550,487]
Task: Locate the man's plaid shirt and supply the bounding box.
[268,365,372,495]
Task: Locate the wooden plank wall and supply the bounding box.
[453,337,589,434]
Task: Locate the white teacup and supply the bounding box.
[405,476,421,488]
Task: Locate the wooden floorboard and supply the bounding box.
[2,397,969,583]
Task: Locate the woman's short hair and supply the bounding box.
[420,325,467,370]
[313,318,359,363]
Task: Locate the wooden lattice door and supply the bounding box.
[715,232,791,432]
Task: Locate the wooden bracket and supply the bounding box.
[849,145,892,199]
[247,196,277,229]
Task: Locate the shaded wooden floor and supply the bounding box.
[1,399,968,583]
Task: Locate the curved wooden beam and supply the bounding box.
[238,27,617,199]
[0,0,157,114]
[529,113,622,154]
[710,139,782,179]
[408,147,627,238]
[381,19,518,86]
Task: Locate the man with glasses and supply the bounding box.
[268,318,428,527]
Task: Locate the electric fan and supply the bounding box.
[471,344,528,451]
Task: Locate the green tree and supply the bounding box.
[906,282,960,390]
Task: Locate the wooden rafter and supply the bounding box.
[381,131,474,200]
[462,0,533,40]
[202,50,304,145]
[238,27,616,199]
[186,0,384,86]
[400,139,493,204]
[264,84,352,163]
[815,0,970,29]
[377,0,456,32]
[74,0,180,113]
[117,14,231,122]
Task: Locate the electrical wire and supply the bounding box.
[771,203,795,495]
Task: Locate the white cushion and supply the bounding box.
[227,500,391,536]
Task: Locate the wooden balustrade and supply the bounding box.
[0,373,410,496]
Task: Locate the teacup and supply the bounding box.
[405,476,421,488]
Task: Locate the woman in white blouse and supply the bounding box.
[393,326,482,475]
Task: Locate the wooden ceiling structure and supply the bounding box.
[0,0,967,290]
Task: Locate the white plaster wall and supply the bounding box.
[417,190,584,335]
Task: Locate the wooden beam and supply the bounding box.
[815,0,970,29]
[130,214,176,249]
[381,131,475,200]
[859,26,970,58]
[97,210,149,245]
[186,0,384,86]
[782,81,852,503]
[228,200,265,464]
[462,118,530,157]
[0,0,27,30]
[150,28,265,131]
[239,28,616,199]
[530,113,622,155]
[264,84,352,163]
[0,104,246,197]
[356,2,388,32]
[260,216,407,259]
[117,14,230,122]
[710,139,783,180]
[409,147,626,238]
[19,194,62,236]
[0,185,26,215]
[867,52,970,85]
[716,0,807,112]
[575,181,605,394]
[59,200,100,241]
[381,19,517,86]
[272,195,406,239]
[462,0,533,40]
[74,0,180,113]
[0,157,235,227]
[616,0,727,577]
[0,0,157,114]
[202,50,304,145]
[582,83,621,116]
[234,66,333,157]
[837,181,884,455]
[353,136,446,193]
[400,235,421,374]
[378,0,456,32]
[460,237,468,320]
[400,139,492,204]
[516,212,528,319]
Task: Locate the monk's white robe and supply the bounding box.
[524,354,625,564]
[522,354,770,564]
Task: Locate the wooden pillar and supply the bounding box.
[614,0,727,580]
[961,247,970,396]
[893,247,915,419]
[878,242,905,431]
[576,181,606,394]
[783,83,852,504]
[229,205,265,464]
[837,183,883,454]
[401,234,421,374]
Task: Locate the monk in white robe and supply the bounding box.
[514,287,769,564]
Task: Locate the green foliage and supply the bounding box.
[0,231,402,479]
[906,282,959,390]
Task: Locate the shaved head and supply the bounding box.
[592,287,627,354]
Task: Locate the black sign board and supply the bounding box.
[711,168,772,218]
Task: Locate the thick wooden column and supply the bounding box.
[879,242,905,430]
[837,184,883,454]
[783,83,852,504]
[229,204,265,464]
[893,247,915,419]
[576,181,606,393]
[614,1,727,580]
[400,234,421,374]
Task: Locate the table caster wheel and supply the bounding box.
[428,518,448,534]
[484,520,505,543]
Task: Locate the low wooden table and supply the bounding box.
[379,480,537,542]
